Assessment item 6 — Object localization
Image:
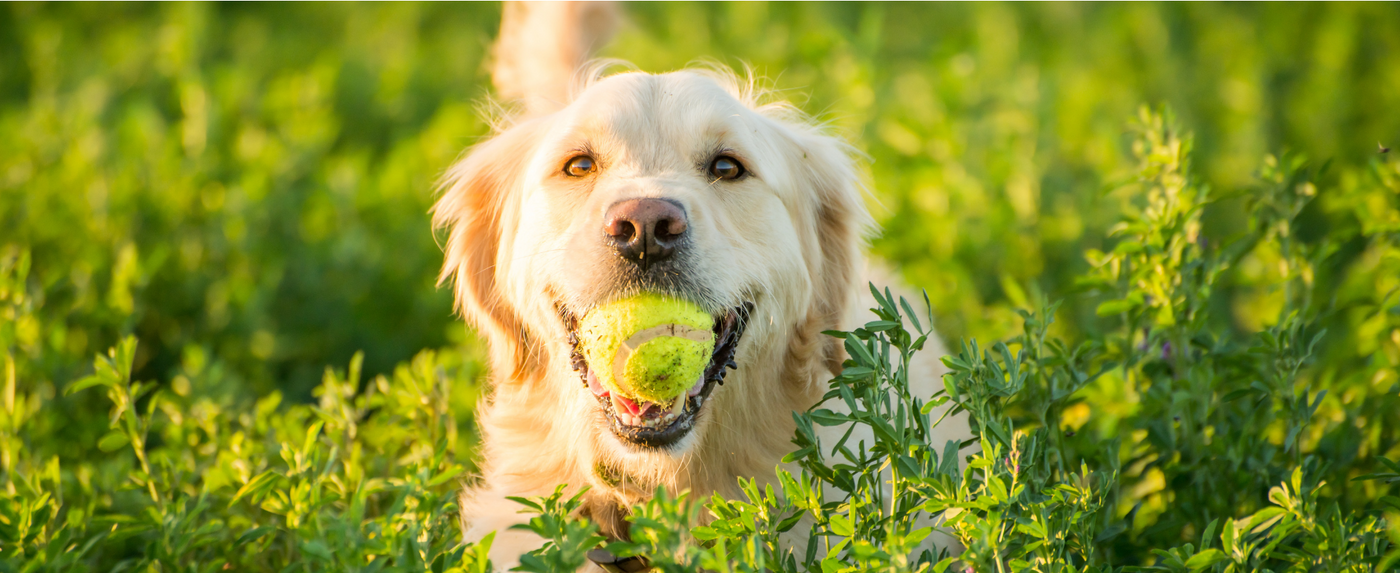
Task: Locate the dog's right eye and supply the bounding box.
[564,156,596,177]
[709,156,746,181]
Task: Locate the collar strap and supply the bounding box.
[587,547,650,572]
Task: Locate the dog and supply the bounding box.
[433,3,967,569]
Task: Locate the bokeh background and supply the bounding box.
[3,1,1400,553]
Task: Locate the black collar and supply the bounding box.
[587,546,650,572]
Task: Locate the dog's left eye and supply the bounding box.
[709,156,746,181]
[564,156,596,177]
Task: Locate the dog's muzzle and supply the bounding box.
[562,301,752,449]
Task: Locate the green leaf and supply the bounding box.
[845,338,876,367]
[64,375,112,396]
[97,431,130,452]
[300,539,333,561]
[895,455,921,480]
[428,465,467,487]
[1184,549,1226,571]
[231,470,283,505]
[302,420,325,453]
[1246,507,1286,534]
[981,418,1013,446]
[864,320,900,332]
[236,526,277,545]
[828,514,853,537]
[1112,240,1144,254]
[942,375,959,399]
[808,409,850,427]
[985,475,1008,503]
[900,296,925,334]
[781,445,816,463]
[1096,298,1137,317]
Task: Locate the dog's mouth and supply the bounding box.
[562,300,752,449]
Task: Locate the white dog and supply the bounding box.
[433,3,966,569]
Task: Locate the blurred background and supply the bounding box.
[3,1,1399,468]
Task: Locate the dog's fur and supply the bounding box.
[434,3,965,568]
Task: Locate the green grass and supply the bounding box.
[2,3,1399,571]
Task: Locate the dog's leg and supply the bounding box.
[460,485,554,571]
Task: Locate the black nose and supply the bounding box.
[604,198,688,267]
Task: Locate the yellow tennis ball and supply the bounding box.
[578,293,714,403]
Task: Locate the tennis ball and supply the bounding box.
[578,293,714,403]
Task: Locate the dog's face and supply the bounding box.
[436,70,867,461]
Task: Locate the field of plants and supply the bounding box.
[3,2,1400,571]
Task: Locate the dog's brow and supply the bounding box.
[564,141,598,159]
[549,141,603,176]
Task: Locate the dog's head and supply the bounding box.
[435,67,870,463]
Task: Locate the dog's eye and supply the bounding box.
[709,156,745,181]
[564,156,596,177]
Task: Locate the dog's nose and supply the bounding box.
[604,198,687,266]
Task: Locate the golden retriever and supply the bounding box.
[433,3,966,569]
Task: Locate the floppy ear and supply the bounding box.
[433,123,545,383]
[792,131,874,376]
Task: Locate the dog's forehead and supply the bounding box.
[561,72,757,148]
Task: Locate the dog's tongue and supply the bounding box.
[587,371,608,397]
[611,393,658,417]
[592,371,669,418]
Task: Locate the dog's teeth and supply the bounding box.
[671,393,687,412]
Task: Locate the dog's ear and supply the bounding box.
[433,123,545,382]
[791,131,874,376]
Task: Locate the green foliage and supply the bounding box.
[3,2,1400,571]
[3,337,478,570]
[508,487,605,573]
